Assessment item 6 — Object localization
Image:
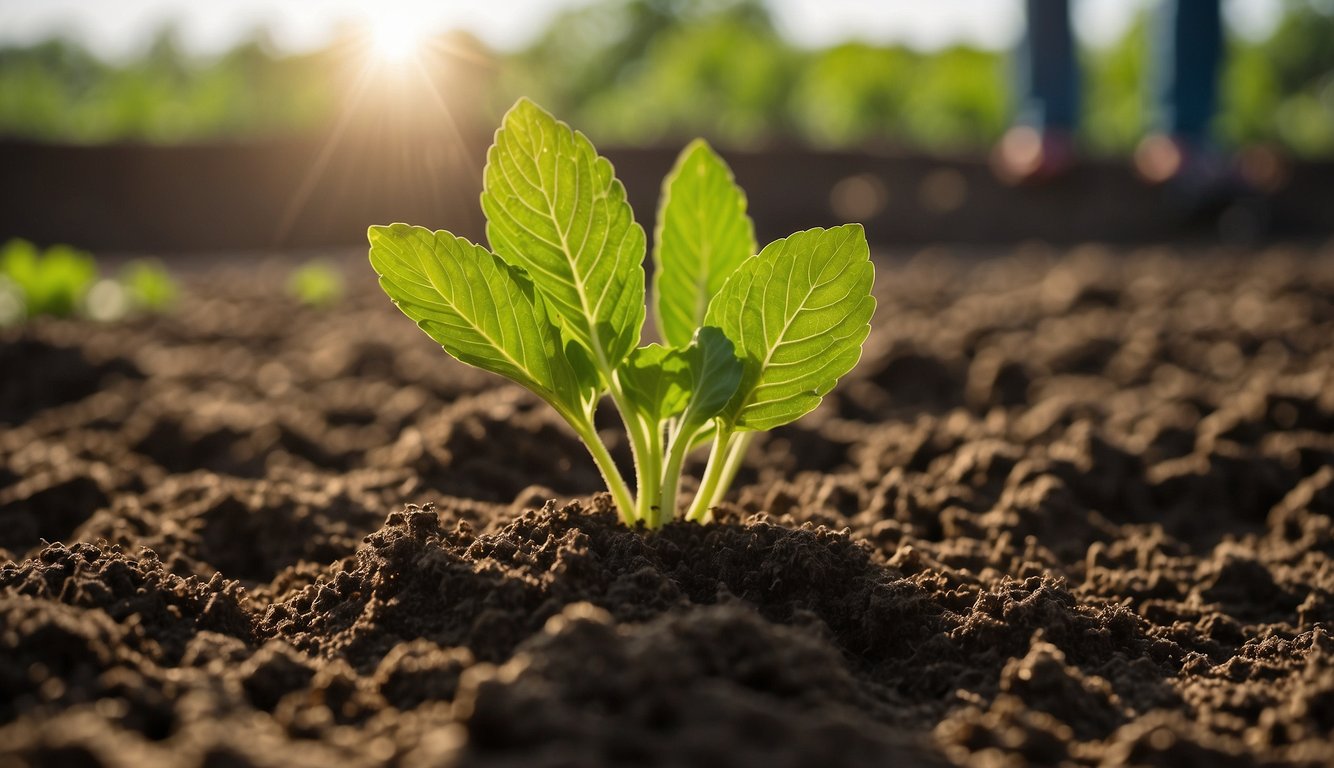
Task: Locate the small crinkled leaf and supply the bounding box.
[705,224,874,431]
[617,327,741,427]
[482,98,645,372]
[618,343,692,422]
[676,326,743,434]
[368,223,596,421]
[653,140,755,349]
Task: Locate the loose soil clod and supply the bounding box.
[2,248,1333,766]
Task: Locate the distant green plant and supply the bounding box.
[1081,12,1148,154]
[369,100,875,528]
[288,260,344,307]
[119,259,179,312]
[0,241,180,324]
[0,239,97,319]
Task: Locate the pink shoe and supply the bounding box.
[991,126,1076,186]
[1134,134,1250,212]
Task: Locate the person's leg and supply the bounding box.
[995,0,1078,183]
[1151,0,1222,144]
[1136,0,1240,199]
[1016,0,1079,133]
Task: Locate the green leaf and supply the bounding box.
[676,326,743,434]
[617,326,741,428]
[481,98,645,373]
[653,140,755,349]
[705,225,875,431]
[368,223,596,422]
[618,343,692,422]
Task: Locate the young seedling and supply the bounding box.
[369,99,874,527]
[288,260,345,308]
[0,239,97,319]
[0,242,180,324]
[120,259,179,313]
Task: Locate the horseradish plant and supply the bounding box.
[369,99,874,528]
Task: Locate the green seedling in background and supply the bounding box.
[0,241,180,324]
[0,239,97,320]
[120,259,178,312]
[288,260,344,308]
[87,258,180,321]
[369,99,874,528]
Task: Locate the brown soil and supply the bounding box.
[2,244,1333,767]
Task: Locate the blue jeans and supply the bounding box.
[1016,0,1222,143]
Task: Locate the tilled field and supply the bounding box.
[2,244,1333,767]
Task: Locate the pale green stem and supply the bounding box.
[635,415,663,525]
[574,420,637,527]
[685,427,735,522]
[606,378,656,525]
[657,420,699,527]
[706,431,754,511]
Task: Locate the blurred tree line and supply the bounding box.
[0,32,336,143]
[0,0,1330,156]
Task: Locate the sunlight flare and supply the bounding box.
[368,10,431,64]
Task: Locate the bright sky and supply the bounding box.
[0,0,1285,60]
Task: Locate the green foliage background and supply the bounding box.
[0,0,1330,156]
[0,34,335,143]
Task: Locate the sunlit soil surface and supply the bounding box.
[2,243,1333,766]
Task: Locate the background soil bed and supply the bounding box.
[2,244,1333,766]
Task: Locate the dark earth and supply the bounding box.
[2,243,1333,767]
